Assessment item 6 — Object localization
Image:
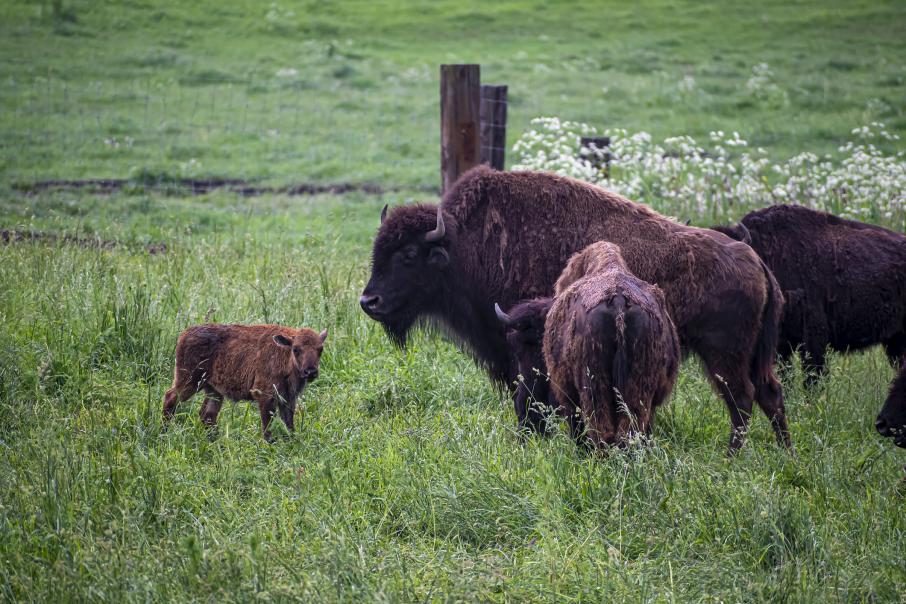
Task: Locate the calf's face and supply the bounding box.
[273,329,328,381]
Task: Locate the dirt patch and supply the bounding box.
[1,229,167,255]
[16,178,439,197]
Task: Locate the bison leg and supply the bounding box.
[580,385,618,450]
[163,379,198,421]
[255,395,278,443]
[753,371,792,449]
[552,382,583,443]
[800,346,827,387]
[883,332,906,367]
[513,377,553,435]
[277,397,297,433]
[877,364,906,448]
[704,359,755,454]
[198,386,224,427]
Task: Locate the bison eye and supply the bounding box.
[400,244,419,265]
[293,347,301,354]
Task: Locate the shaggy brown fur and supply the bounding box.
[712,204,906,447]
[162,324,327,441]
[362,166,788,452]
[547,243,680,447]
[500,243,681,448]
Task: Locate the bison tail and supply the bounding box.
[610,296,630,406]
[752,259,783,387]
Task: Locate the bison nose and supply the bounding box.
[302,367,319,380]
[876,417,891,436]
[360,294,382,314]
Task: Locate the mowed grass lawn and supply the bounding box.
[1,1,905,602]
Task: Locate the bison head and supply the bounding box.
[495,298,556,431]
[273,328,328,381]
[710,222,752,244]
[360,204,452,346]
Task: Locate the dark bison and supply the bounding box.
[497,242,681,448]
[361,166,788,452]
[163,323,327,441]
[712,204,906,446]
[493,298,557,433]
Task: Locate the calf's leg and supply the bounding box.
[255,395,278,443]
[163,377,198,421]
[277,397,297,432]
[580,383,618,450]
[198,386,224,427]
[549,377,583,442]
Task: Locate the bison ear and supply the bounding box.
[427,246,449,267]
[319,328,328,343]
[273,334,292,348]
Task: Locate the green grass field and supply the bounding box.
[1,1,905,601]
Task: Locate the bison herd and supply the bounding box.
[360,166,906,453]
[163,166,905,453]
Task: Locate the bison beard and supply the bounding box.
[713,204,906,446]
[362,166,790,453]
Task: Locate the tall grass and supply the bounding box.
[0,192,904,601]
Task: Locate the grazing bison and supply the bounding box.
[712,204,906,446]
[361,166,789,452]
[498,242,681,448]
[493,298,557,433]
[163,324,327,441]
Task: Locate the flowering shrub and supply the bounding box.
[511,118,905,230]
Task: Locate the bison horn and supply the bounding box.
[738,222,752,244]
[424,206,446,242]
[380,204,388,224]
[494,303,513,326]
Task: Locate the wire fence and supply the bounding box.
[1,73,446,193]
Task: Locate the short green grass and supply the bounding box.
[1,0,904,186]
[1,1,905,602]
[2,190,905,602]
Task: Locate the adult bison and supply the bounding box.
[712,204,906,446]
[361,166,789,452]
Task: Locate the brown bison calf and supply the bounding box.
[498,243,681,448]
[163,323,327,441]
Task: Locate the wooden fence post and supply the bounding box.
[580,136,612,179]
[480,84,507,171]
[440,64,481,194]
